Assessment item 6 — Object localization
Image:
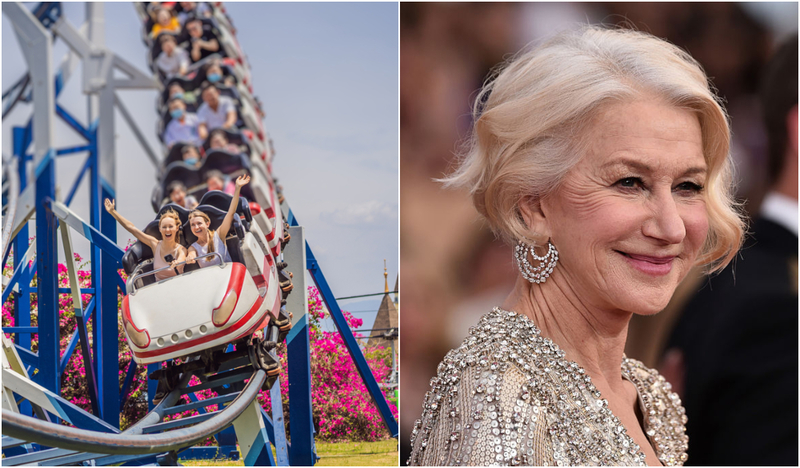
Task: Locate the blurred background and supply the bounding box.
[399,2,797,462]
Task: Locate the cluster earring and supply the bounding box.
[514,239,559,284]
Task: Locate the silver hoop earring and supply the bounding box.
[515,239,558,284]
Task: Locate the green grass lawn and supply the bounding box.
[181,439,398,466]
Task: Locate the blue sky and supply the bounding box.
[2,3,398,330]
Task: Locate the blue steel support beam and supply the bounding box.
[99,177,120,426]
[119,359,137,411]
[55,104,91,141]
[65,154,92,206]
[305,244,398,438]
[2,252,36,304]
[58,297,95,374]
[35,155,60,397]
[56,144,93,156]
[289,210,398,437]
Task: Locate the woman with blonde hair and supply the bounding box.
[104,200,187,282]
[408,25,744,466]
[186,174,250,267]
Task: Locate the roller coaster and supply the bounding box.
[1,3,398,465]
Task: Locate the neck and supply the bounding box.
[161,237,177,251]
[502,271,631,390]
[197,230,209,245]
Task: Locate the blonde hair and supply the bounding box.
[443,25,744,273]
[188,210,216,253]
[158,209,183,244]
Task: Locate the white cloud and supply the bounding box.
[320,200,397,226]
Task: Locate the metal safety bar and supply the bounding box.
[126,252,224,295]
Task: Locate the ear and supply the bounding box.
[518,195,552,242]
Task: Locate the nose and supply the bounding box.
[642,189,686,244]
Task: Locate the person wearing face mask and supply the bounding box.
[185,17,219,63]
[181,144,203,168]
[163,98,203,148]
[168,82,197,108]
[156,34,189,79]
[204,62,235,88]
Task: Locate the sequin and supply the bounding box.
[407,307,688,466]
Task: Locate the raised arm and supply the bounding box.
[104,199,159,251]
[217,175,249,241]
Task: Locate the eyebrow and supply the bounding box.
[602,158,707,177]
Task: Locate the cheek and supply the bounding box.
[681,203,709,254]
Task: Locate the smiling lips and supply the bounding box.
[617,251,676,275]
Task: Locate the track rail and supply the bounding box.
[2,368,266,457]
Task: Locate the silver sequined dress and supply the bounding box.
[408,307,689,466]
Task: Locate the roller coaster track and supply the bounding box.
[2,335,277,465]
[1,3,288,464]
[2,2,397,464]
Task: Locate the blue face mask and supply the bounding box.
[170,108,184,119]
[207,73,222,83]
[170,92,184,101]
[184,158,198,165]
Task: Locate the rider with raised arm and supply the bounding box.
[104,199,187,281]
[186,174,250,267]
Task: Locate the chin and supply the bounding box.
[616,287,675,316]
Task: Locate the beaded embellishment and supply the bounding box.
[408,307,689,466]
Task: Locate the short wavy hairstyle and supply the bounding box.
[443,25,745,273]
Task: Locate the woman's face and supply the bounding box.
[159,216,179,242]
[189,215,210,237]
[535,99,709,315]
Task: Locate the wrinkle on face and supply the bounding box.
[534,98,708,316]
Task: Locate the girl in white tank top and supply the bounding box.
[185,174,250,268]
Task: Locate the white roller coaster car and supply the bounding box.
[120,200,283,365]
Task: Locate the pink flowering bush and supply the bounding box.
[3,246,397,441]
[256,287,398,442]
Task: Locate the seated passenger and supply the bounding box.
[197,83,237,141]
[168,82,198,108]
[206,169,235,195]
[167,180,199,209]
[177,1,212,25]
[150,6,181,39]
[209,129,243,154]
[187,175,250,267]
[156,35,189,78]
[203,61,235,87]
[163,98,203,148]
[185,17,220,63]
[181,144,203,168]
[104,199,186,282]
